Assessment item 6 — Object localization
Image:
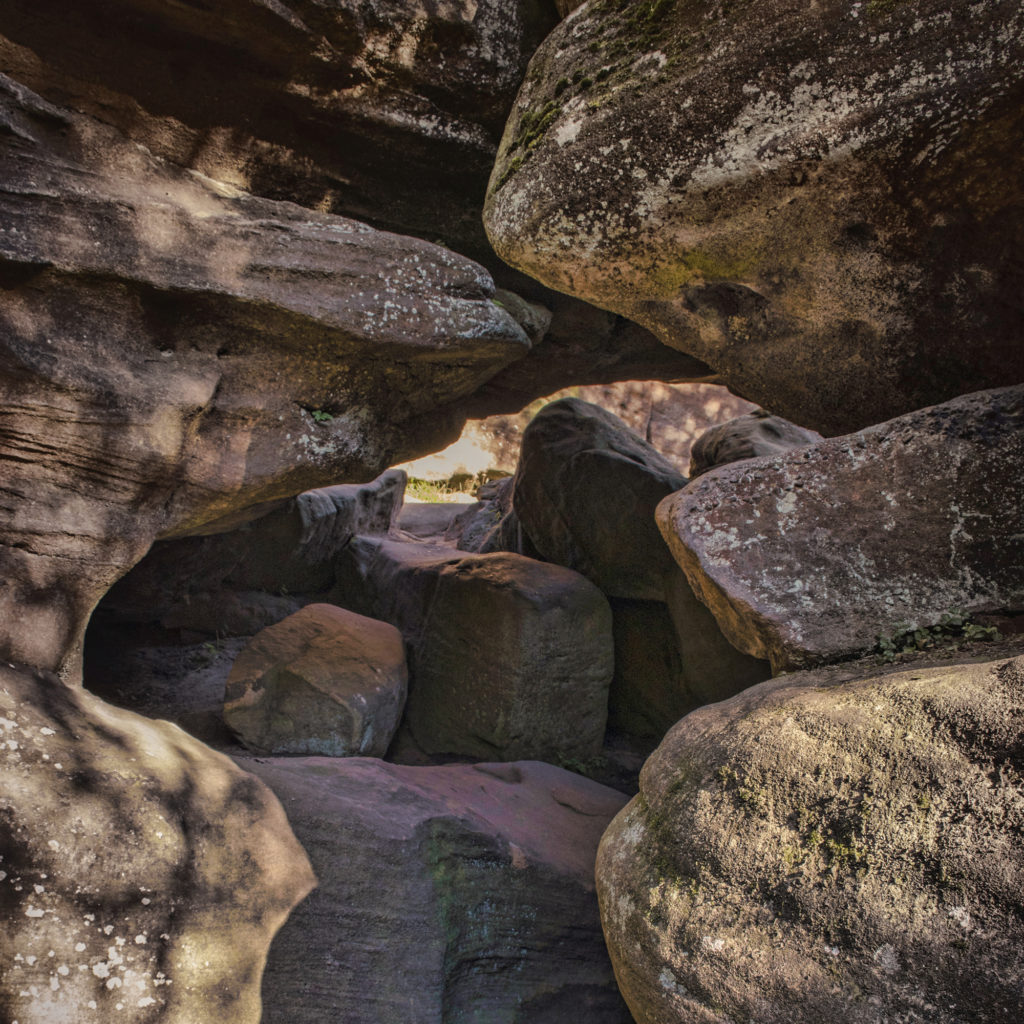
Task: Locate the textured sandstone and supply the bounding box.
[513,397,687,600]
[98,471,407,637]
[688,410,821,478]
[485,0,1024,434]
[658,386,1024,671]
[332,536,613,760]
[0,0,559,263]
[0,662,315,1024]
[245,756,633,1024]
[0,77,528,679]
[598,650,1024,1024]
[224,604,407,757]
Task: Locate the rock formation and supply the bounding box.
[658,385,1024,672]
[598,650,1024,1024]
[245,757,633,1023]
[333,536,614,761]
[0,76,535,682]
[688,409,821,478]
[0,662,315,1024]
[485,0,1024,434]
[224,604,407,757]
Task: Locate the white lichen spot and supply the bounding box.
[873,943,900,974]
[24,906,44,918]
[92,963,111,979]
[47,840,59,851]
[106,976,123,990]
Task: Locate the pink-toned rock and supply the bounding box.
[688,409,822,478]
[332,536,613,761]
[658,386,1024,672]
[224,604,406,757]
[0,661,315,1024]
[243,756,632,1024]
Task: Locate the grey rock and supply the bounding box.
[598,650,1024,1024]
[658,385,1024,672]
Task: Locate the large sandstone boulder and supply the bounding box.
[688,409,821,478]
[332,536,613,761]
[658,385,1024,672]
[513,397,687,600]
[0,76,530,680]
[244,756,633,1024]
[0,662,315,1024]
[597,650,1024,1024]
[484,0,1024,434]
[0,0,559,263]
[224,604,407,757]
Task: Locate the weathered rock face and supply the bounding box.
[0,662,315,1024]
[98,471,406,637]
[688,409,821,478]
[597,651,1024,1024]
[332,536,613,760]
[224,604,407,757]
[0,76,531,679]
[658,385,1024,672]
[244,756,633,1024]
[0,0,560,264]
[484,0,1024,434]
[514,397,687,600]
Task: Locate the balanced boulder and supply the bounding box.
[658,385,1024,671]
[224,604,407,757]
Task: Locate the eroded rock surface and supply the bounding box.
[98,471,406,638]
[0,0,559,263]
[332,536,613,760]
[485,0,1024,434]
[0,77,529,679]
[224,604,407,757]
[245,756,633,1024]
[514,397,687,600]
[0,662,315,1024]
[688,409,821,478]
[598,650,1024,1024]
[658,385,1024,671]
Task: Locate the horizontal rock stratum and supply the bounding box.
[485,0,1024,434]
[0,75,530,679]
[658,385,1024,671]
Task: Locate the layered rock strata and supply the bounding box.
[0,77,530,679]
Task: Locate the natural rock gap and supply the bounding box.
[2,1,1022,1022]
